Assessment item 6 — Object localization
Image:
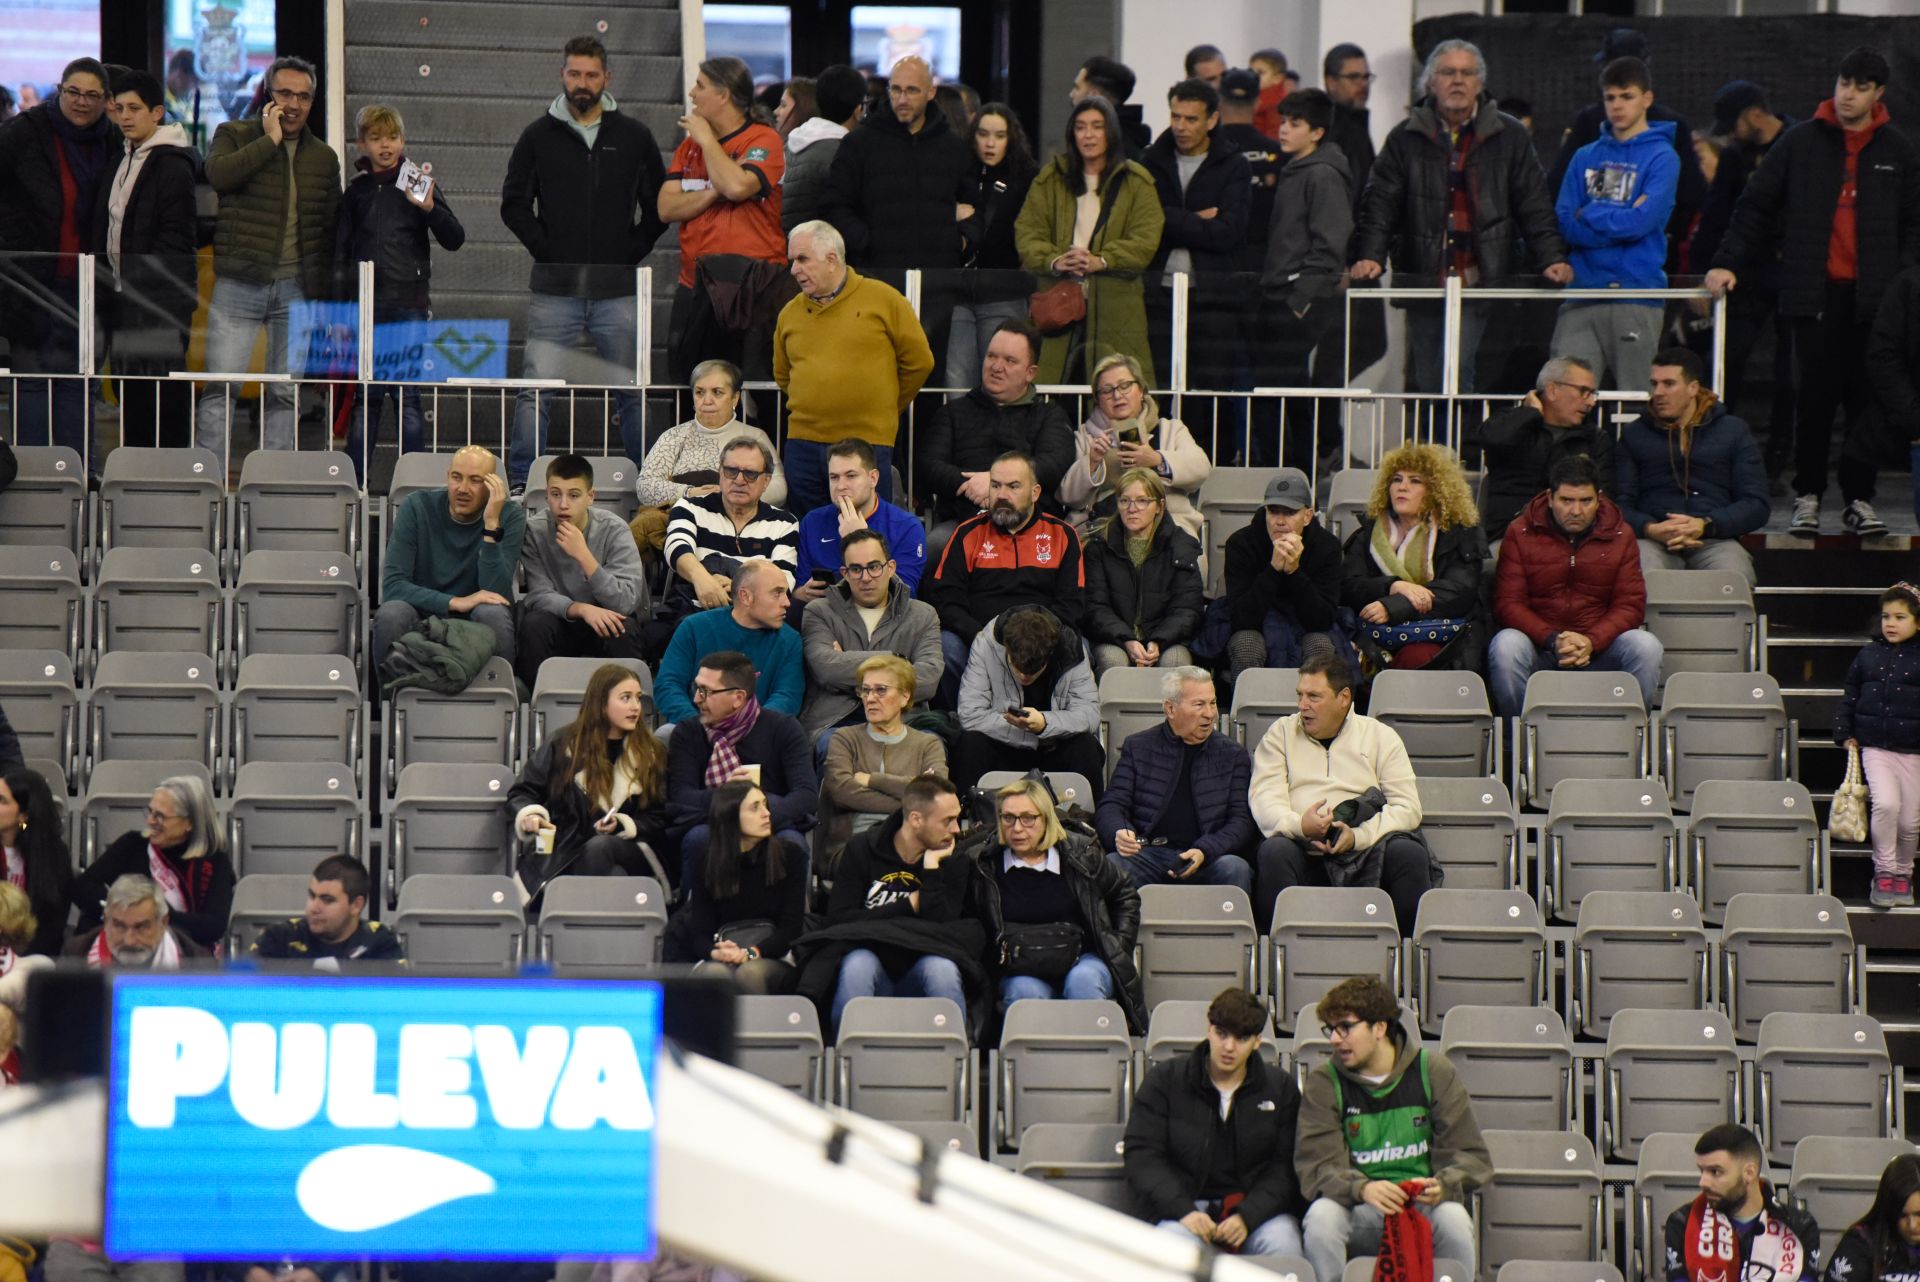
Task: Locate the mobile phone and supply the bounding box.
[810,568,835,584]
[1005,704,1026,716]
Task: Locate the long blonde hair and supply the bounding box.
[1366,442,1479,530]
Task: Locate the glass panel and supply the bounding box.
[849,6,963,80]
[705,4,793,83]
[162,0,278,153]
[1,1,101,115]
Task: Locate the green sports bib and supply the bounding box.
[1325,1050,1436,1184]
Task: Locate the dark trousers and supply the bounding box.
[950,729,1107,801]
[1718,288,1796,471]
[514,610,648,691]
[1249,302,1342,468]
[114,344,193,448]
[1255,832,1432,936]
[1792,282,1878,503]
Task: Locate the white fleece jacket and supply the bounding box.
[1248,711,1422,852]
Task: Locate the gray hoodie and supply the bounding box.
[1262,142,1354,315]
[956,608,1100,748]
[519,505,648,619]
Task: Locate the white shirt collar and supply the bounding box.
[1002,846,1062,874]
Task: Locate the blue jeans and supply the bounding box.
[1157,1203,1304,1258]
[1488,625,1664,719]
[197,275,308,462]
[831,948,967,1031]
[511,291,642,486]
[1000,953,1115,1008]
[944,298,1028,391]
[939,629,971,709]
[785,437,894,518]
[1304,1197,1476,1282]
[1111,846,1254,895]
[1407,300,1492,394]
[13,320,95,471]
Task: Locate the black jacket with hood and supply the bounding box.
[956,155,1037,305]
[1263,143,1353,314]
[1467,403,1618,536]
[1142,133,1251,285]
[500,96,666,299]
[917,386,1077,523]
[90,124,202,334]
[821,104,972,270]
[1124,1041,1304,1229]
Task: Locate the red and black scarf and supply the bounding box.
[1682,1190,1808,1282]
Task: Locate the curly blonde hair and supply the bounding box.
[1366,442,1479,530]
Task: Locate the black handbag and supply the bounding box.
[715,918,777,954]
[998,921,1083,986]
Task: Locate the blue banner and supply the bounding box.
[106,975,660,1260]
[286,303,509,382]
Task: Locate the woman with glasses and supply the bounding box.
[974,778,1144,1030]
[0,768,70,957]
[663,780,804,993]
[1083,468,1205,676]
[629,359,787,563]
[820,655,946,863]
[1058,352,1210,540]
[1340,442,1488,673]
[73,774,233,951]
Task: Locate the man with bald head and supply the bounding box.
[376,445,527,666]
[654,557,805,726]
[820,55,972,274]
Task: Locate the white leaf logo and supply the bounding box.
[295,1144,496,1231]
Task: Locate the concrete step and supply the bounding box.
[346,2,680,51]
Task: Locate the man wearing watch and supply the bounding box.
[375,444,527,670]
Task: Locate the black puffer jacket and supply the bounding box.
[1711,102,1920,322]
[1124,1041,1303,1229]
[1142,133,1251,282]
[1083,516,1205,652]
[821,105,972,270]
[1866,263,1920,461]
[917,388,1077,522]
[90,133,202,333]
[203,118,340,298]
[1354,95,1567,284]
[1223,510,1342,634]
[1837,635,1920,753]
[334,160,465,312]
[0,100,113,255]
[1340,517,1484,622]
[500,103,667,299]
[1466,404,1618,536]
[955,156,1036,304]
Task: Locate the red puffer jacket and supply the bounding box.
[1493,491,1645,653]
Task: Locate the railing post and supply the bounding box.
[1710,290,1728,398]
[357,259,374,473]
[1441,273,1463,401]
[636,264,653,390]
[904,268,923,322]
[1170,272,1190,417]
[79,252,96,475]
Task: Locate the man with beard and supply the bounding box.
[65,874,207,968]
[1663,1124,1818,1282]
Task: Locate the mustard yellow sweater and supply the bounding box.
[772,269,935,446]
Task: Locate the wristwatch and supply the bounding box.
[484,525,504,541]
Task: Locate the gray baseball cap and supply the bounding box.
[1263,468,1312,511]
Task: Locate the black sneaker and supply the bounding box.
[1842,500,1889,537]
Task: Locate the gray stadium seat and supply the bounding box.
[225,873,312,955]
[383,761,515,909]
[976,770,1096,813]
[734,994,826,1102]
[1476,1129,1605,1280]
[1325,468,1375,543]
[392,873,526,974]
[0,446,87,559]
[1414,776,1520,891]
[226,761,361,879]
[1631,1133,1704,1282]
[1754,1011,1895,1165]
[535,874,667,975]
[523,454,640,523]
[233,550,363,677]
[1517,670,1649,809]
[1230,667,1299,749]
[0,545,84,661]
[1097,667,1169,775]
[386,451,480,517]
[1720,893,1856,1043]
[529,655,654,745]
[98,446,225,568]
[234,449,362,578]
[992,999,1132,1153]
[1543,779,1678,922]
[1787,1135,1919,1270]
[1268,886,1400,1035]
[1196,467,1268,597]
[894,1121,980,1159]
[1655,672,1791,812]
[1686,780,1821,922]
[0,651,78,781]
[1344,1263,1470,1282]
[88,651,220,785]
[834,996,974,1124]
[28,757,69,803]
[385,655,520,797]
[93,546,223,678]
[1290,1005,1422,1089]
[1497,1264,1623,1282]
[1366,669,1495,778]
[1571,891,1708,1038]
[76,758,215,872]
[1142,999,1279,1069]
[229,655,362,795]
[1439,1005,1574,1134]
[1014,1123,1131,1212]
[1643,569,1757,691]
[1600,1008,1739,1163]
[1134,884,1257,1010]
[1410,888,1546,1036]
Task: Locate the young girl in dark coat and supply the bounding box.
[1838,581,1920,908]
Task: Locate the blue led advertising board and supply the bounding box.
[106,975,662,1259]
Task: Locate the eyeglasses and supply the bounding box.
[144,807,182,822]
[691,685,746,703]
[1096,379,1140,399]
[1552,381,1601,401]
[62,86,106,104]
[1320,1018,1368,1040]
[1331,71,1378,84]
[271,88,314,103]
[1001,812,1043,828]
[720,465,765,482]
[855,685,899,699]
[1116,497,1159,511]
[845,560,890,579]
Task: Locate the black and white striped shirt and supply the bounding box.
[663,491,800,611]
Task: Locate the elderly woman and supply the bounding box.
[819,655,947,861]
[1083,468,1206,675]
[629,358,787,559]
[1340,442,1487,672]
[72,773,234,952]
[1058,352,1210,539]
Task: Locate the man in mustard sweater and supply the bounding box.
[773,219,934,517]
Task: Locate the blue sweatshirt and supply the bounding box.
[655,607,805,725]
[1556,118,1679,296]
[793,498,929,594]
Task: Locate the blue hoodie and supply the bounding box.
[1555,118,1679,296]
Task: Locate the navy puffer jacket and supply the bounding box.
[1837,634,1920,753]
[1095,722,1258,864]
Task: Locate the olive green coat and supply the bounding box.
[1014,155,1164,385]
[203,118,340,297]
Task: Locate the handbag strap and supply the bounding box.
[1846,744,1863,789]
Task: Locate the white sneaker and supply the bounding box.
[1843,500,1889,537]
[1789,494,1820,537]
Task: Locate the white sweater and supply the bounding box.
[1248,711,1422,852]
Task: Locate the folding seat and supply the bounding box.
[1134,884,1257,1010]
[385,655,520,797]
[1229,666,1300,749]
[833,996,974,1125]
[1496,1264,1623,1282]
[0,446,87,560]
[1438,1005,1574,1134]
[1325,468,1376,543]
[392,873,526,974]
[383,761,515,908]
[534,875,667,975]
[529,656,653,745]
[385,451,475,517]
[1290,1007,1422,1088]
[734,994,827,1102]
[1268,886,1400,1034]
[1642,569,1757,692]
[522,454,640,523]
[976,770,1096,812]
[97,446,225,568]
[1516,670,1648,809]
[1543,779,1677,922]
[224,873,312,955]
[1600,1008,1739,1163]
[1409,888,1545,1036]
[0,546,84,661]
[1366,670,1495,778]
[1414,776,1520,891]
[1686,780,1821,922]
[894,1121,980,1158]
[1655,672,1790,812]
[1720,893,1855,1043]
[1753,1011,1894,1164]
[92,547,223,677]
[1476,1129,1605,1280]
[1571,891,1707,1038]
[225,761,361,879]
[87,651,220,784]
[991,999,1132,1153]
[29,758,69,803]
[229,655,362,794]
[1142,999,1278,1069]
[1014,1124,1131,1212]
[233,449,362,577]
[1630,1133,1704,1282]
[232,550,362,677]
[1196,466,1268,596]
[76,759,214,871]
[1343,1263,1471,1282]
[1788,1135,1919,1269]
[0,651,78,781]
[1098,667,1169,775]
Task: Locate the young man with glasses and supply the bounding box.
[800,528,942,738]
[1294,975,1490,1282]
[655,559,804,727]
[793,438,927,599]
[658,435,799,647]
[1467,354,1616,541]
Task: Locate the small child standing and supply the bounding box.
[335,103,465,479]
[1837,581,1920,907]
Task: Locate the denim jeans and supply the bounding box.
[785,437,894,518]
[944,299,1028,391]
[196,275,308,463]
[1488,625,1664,720]
[511,291,642,487]
[999,954,1115,1008]
[831,948,967,1031]
[1157,1204,1304,1258]
[1303,1197,1476,1282]
[939,629,971,709]
[345,308,429,481]
[1111,846,1254,895]
[1407,300,1492,394]
[13,322,95,470]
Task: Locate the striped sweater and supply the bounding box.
[662,491,800,615]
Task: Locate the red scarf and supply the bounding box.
[704,697,763,787]
[1682,1190,1807,1282]
[1374,1184,1435,1281]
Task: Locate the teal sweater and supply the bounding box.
[656,608,805,724]
[382,488,527,615]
